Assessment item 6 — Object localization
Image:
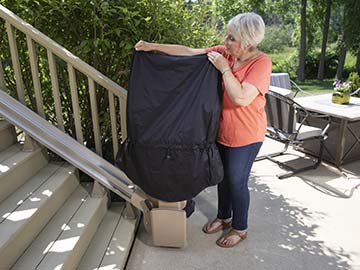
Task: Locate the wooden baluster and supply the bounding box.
[109,92,118,159]
[0,60,5,91]
[120,97,127,141]
[88,78,102,156]
[67,63,83,143]
[47,50,64,131]
[6,22,25,103]
[26,35,45,118]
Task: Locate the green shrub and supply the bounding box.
[271,50,298,79]
[0,0,217,160]
[343,52,357,79]
[304,49,345,79]
[260,25,293,54]
[348,72,360,97]
[303,49,338,79]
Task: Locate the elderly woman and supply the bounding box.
[135,12,271,248]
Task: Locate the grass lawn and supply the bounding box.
[293,79,334,96]
[268,46,358,97]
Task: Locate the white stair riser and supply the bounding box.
[0,149,48,203]
[0,171,79,270]
[0,123,16,152]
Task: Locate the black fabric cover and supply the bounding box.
[116,51,223,202]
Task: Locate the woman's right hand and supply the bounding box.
[135,40,153,51]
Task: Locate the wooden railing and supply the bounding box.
[0,4,127,159]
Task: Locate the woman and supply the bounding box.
[135,12,272,248]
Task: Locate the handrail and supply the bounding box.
[0,5,127,99]
[0,4,128,157]
[0,89,133,201]
[0,4,132,199]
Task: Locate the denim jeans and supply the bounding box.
[217,142,262,230]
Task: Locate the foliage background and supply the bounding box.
[0,0,359,160]
[0,0,218,160]
[0,0,218,87]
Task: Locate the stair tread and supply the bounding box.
[35,190,107,270]
[0,147,48,204]
[0,162,64,224]
[78,204,140,270]
[0,163,77,247]
[77,204,126,270]
[0,144,21,164]
[11,184,90,270]
[0,145,45,175]
[99,206,140,270]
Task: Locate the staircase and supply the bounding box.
[0,120,139,270]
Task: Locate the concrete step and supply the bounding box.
[14,183,108,270]
[78,204,140,270]
[0,144,48,203]
[0,163,79,270]
[0,120,16,152]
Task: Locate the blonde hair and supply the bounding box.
[228,12,265,48]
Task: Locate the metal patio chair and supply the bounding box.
[256,87,331,179]
[270,72,311,97]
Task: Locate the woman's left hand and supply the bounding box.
[207,51,230,73]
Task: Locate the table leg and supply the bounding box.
[335,119,347,167]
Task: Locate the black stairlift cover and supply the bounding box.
[116,51,224,202]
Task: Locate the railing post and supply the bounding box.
[26,35,45,118]
[120,97,127,141]
[47,50,65,131]
[67,63,84,143]
[0,60,5,90]
[88,78,102,156]
[22,133,40,152]
[123,202,138,219]
[6,22,25,103]
[109,92,118,159]
[91,181,107,198]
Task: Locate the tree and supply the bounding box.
[343,0,360,74]
[298,0,307,81]
[317,0,331,80]
[336,34,347,79]
[214,0,270,27]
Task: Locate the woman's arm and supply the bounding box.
[207,51,259,106]
[222,74,259,106]
[135,40,206,56]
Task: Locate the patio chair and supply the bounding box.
[270,72,310,97]
[256,86,331,179]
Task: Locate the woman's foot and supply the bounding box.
[202,218,232,234]
[216,229,247,248]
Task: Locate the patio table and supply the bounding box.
[295,93,360,167]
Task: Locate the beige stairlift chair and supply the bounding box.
[130,188,188,248]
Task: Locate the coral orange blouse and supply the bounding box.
[206,45,272,147]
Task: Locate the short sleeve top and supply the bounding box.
[206,45,272,147]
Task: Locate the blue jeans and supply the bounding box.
[217,142,262,230]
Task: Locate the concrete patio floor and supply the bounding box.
[126,138,360,270]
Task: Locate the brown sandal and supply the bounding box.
[202,218,232,234]
[216,229,247,248]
